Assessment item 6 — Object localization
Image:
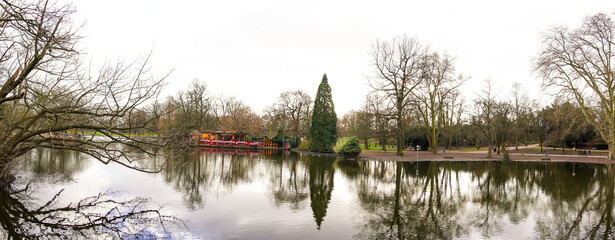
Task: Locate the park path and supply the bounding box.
[361,148,613,165]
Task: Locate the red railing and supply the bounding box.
[200,139,262,148]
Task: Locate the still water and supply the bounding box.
[4,148,615,239]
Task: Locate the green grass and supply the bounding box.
[452,148,489,152]
[360,145,397,151]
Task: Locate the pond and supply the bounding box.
[3,148,615,239]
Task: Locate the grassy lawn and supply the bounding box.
[360,145,397,151]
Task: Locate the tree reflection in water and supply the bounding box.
[351,161,467,239]
[157,149,615,239]
[22,147,615,239]
[269,153,309,211]
[161,148,262,210]
[308,156,335,230]
[346,160,615,240]
[2,149,185,239]
[0,184,183,239]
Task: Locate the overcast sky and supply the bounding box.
[70,0,614,115]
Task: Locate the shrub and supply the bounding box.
[336,137,362,158]
[297,139,310,151]
[334,137,349,153]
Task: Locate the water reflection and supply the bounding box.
[19,148,88,182]
[308,156,335,230]
[0,184,184,239]
[349,161,613,240]
[10,148,615,239]
[157,150,615,239]
[269,154,309,211]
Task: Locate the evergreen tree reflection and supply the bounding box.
[308,156,335,230]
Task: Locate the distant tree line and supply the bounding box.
[118,12,615,159]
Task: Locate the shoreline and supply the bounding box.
[360,150,614,165]
[293,149,343,157]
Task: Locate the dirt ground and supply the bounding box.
[361,150,615,165]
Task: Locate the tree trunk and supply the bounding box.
[610,126,615,160]
[396,103,404,156]
[396,123,404,156]
[431,127,438,154]
[487,141,493,158]
[515,132,519,150]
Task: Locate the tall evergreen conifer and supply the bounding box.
[310,74,337,153]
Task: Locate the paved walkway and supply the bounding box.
[361,149,614,165]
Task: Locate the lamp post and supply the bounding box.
[416,145,420,160]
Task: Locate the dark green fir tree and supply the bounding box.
[310,74,337,153]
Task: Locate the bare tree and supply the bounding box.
[441,89,465,149]
[473,78,497,158]
[339,103,372,149]
[535,12,615,159]
[411,53,466,153]
[270,90,313,140]
[365,92,393,150]
[217,96,262,134]
[369,35,426,155]
[185,79,215,131]
[0,0,167,177]
[493,101,512,154]
[159,79,216,139]
[510,82,529,150]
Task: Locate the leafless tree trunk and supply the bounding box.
[535,12,615,159]
[217,96,262,134]
[365,93,393,151]
[442,89,464,149]
[369,35,426,156]
[270,90,313,140]
[510,83,528,150]
[0,0,167,177]
[473,78,497,158]
[412,53,466,154]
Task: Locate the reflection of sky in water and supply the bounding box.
[12,150,615,239]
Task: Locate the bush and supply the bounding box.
[336,137,362,158]
[334,137,350,153]
[297,139,310,151]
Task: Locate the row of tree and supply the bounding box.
[339,12,615,159]
[4,0,613,173]
[114,11,615,160]
[129,79,314,142]
[340,78,596,156]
